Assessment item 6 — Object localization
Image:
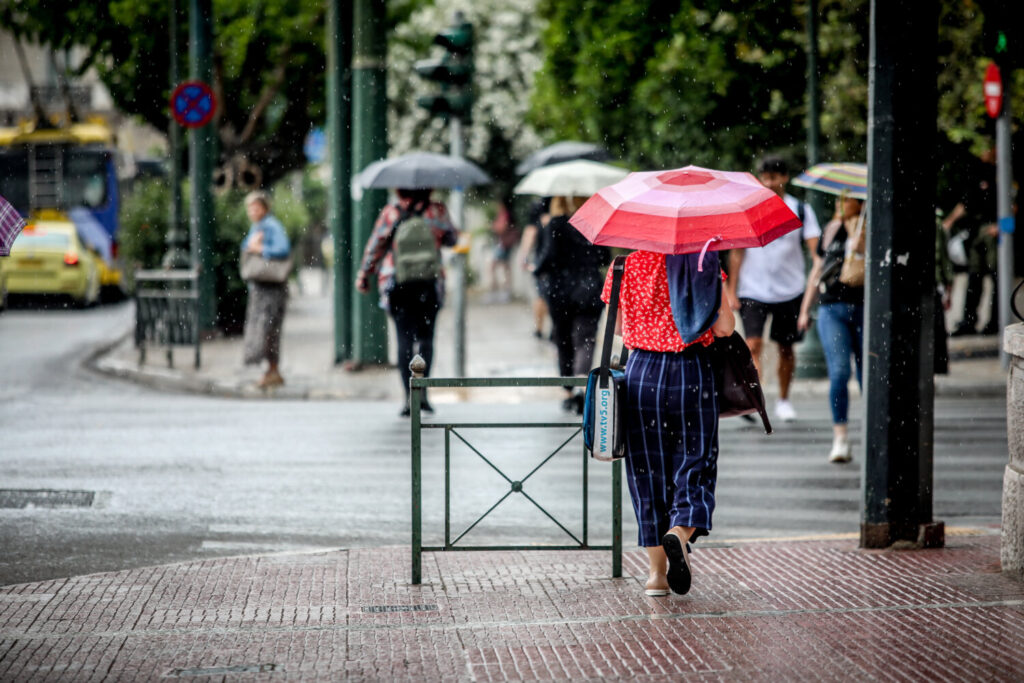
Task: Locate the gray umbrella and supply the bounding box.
[514,141,610,175]
[358,151,491,189]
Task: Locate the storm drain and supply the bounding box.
[361,604,438,613]
[166,664,278,677]
[0,489,95,509]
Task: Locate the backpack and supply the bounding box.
[392,211,441,284]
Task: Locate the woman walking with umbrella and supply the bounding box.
[573,166,800,596]
[792,164,868,463]
[355,188,458,416]
[354,152,488,415]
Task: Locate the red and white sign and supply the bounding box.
[984,62,1003,119]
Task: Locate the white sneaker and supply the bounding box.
[828,438,852,463]
[774,399,797,422]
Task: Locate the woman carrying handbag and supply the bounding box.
[240,191,291,389]
[601,249,735,597]
[798,195,866,463]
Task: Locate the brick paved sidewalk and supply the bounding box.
[2,533,1022,681]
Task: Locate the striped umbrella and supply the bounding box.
[568,166,802,256]
[791,162,867,199]
[0,193,26,257]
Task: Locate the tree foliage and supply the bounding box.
[530,0,809,172]
[1,0,326,188]
[530,0,1022,189]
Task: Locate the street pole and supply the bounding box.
[326,0,352,363]
[162,0,189,269]
[997,99,1015,369]
[449,116,467,377]
[350,0,389,366]
[861,0,943,550]
[188,0,216,328]
[795,0,828,379]
[806,0,820,170]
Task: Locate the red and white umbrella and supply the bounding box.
[569,165,801,257]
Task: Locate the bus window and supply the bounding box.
[64,150,109,209]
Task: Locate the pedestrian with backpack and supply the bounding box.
[355,188,458,416]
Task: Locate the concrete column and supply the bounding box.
[1003,323,1024,580]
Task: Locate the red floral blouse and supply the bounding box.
[600,250,724,353]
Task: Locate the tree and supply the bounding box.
[530,0,1023,190]
[1,0,326,189]
[530,1,809,172]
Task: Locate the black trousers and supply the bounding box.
[960,271,997,331]
[547,302,602,380]
[389,281,440,397]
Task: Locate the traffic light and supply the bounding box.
[414,15,474,121]
[982,1,1023,69]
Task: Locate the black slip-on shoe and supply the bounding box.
[662,532,692,595]
[399,405,411,418]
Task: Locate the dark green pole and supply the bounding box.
[794,0,828,379]
[327,0,352,362]
[162,0,189,269]
[350,0,389,366]
[805,0,820,168]
[861,0,943,549]
[189,0,216,328]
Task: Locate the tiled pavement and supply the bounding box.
[2,533,1022,681]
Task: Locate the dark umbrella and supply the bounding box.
[514,141,609,175]
[358,151,491,190]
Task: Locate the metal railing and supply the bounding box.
[134,269,200,369]
[409,361,622,584]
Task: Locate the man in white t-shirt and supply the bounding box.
[726,156,820,422]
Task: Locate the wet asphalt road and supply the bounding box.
[0,302,1008,586]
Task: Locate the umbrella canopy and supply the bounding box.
[569,166,802,255]
[0,193,26,257]
[791,162,867,200]
[515,141,609,175]
[358,151,491,190]
[513,159,630,197]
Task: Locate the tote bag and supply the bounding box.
[583,256,628,462]
[240,251,292,284]
[708,331,773,434]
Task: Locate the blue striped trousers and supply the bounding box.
[624,347,720,547]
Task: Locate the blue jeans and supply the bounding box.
[816,302,864,425]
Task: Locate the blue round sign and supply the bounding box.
[170,81,217,128]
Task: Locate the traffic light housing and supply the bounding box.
[982,1,1023,69]
[414,16,474,121]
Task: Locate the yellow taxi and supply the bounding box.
[0,221,101,308]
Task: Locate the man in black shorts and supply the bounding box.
[726,156,820,422]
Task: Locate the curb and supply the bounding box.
[88,325,1007,402]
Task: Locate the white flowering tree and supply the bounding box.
[387,0,544,196]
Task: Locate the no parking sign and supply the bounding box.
[170,81,217,128]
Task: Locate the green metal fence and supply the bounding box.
[134,269,200,369]
[409,374,622,584]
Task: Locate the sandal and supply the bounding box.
[662,532,692,595]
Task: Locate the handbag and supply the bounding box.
[839,213,866,287]
[947,229,969,268]
[240,251,292,284]
[583,255,628,462]
[708,331,772,434]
